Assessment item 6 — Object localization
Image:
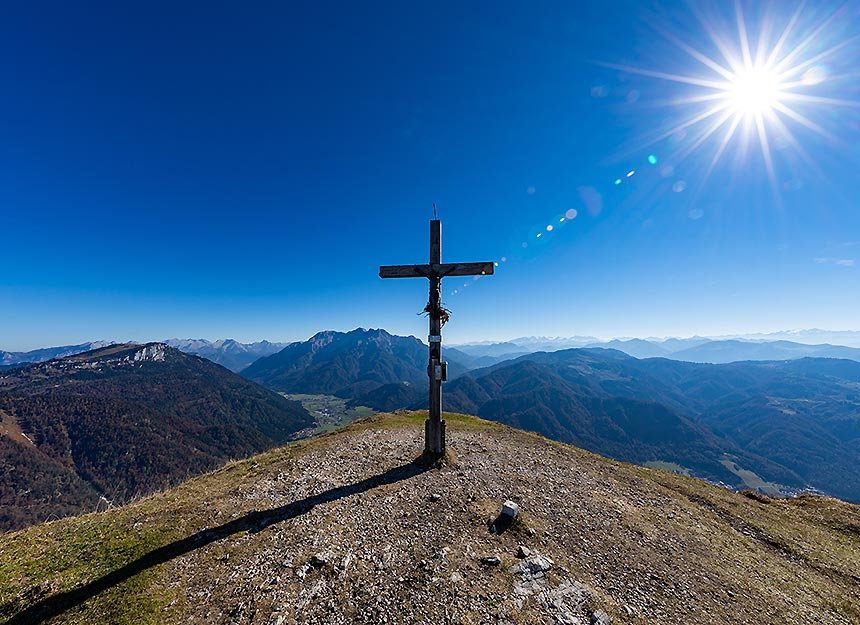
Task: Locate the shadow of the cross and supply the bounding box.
[2,459,430,625]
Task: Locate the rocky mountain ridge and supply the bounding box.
[241,328,466,397]
[0,342,115,368]
[1,412,857,625]
[0,339,289,373]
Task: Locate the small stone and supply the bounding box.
[429,493,441,502]
[591,609,611,625]
[310,551,335,568]
[501,500,520,519]
[527,527,537,537]
[520,554,554,574]
[338,553,354,571]
[479,555,502,566]
[516,545,531,558]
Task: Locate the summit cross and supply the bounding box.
[379,219,494,456]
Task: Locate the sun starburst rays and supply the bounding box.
[603,1,859,191]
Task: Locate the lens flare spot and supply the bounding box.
[688,208,704,220]
[661,164,675,178]
[672,180,687,193]
[494,262,499,266]
[578,187,603,216]
[648,154,658,165]
[626,170,635,177]
[614,178,622,185]
[590,85,609,98]
[546,224,553,231]
[565,208,578,219]
[536,232,542,238]
[501,256,507,262]
[526,186,536,195]
[521,242,528,248]
[802,65,828,86]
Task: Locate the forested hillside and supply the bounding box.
[0,343,313,531]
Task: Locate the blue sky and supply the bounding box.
[2,0,859,351]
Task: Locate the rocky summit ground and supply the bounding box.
[1,411,859,625]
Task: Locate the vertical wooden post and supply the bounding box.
[379,216,492,457]
[426,219,445,455]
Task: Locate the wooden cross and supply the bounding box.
[380,219,494,455]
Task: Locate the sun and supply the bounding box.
[602,1,859,188]
[727,66,783,116]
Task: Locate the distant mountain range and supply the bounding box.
[452,336,860,364]
[0,343,313,531]
[6,331,860,373]
[164,338,289,371]
[1,339,289,372]
[242,328,466,397]
[457,329,860,350]
[0,341,114,369]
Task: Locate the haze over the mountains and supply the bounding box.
[4,329,860,371]
[163,338,289,372]
[452,331,860,364]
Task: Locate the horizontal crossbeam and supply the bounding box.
[379,262,494,279]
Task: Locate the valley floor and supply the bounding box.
[1,412,858,625]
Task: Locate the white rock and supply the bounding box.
[521,554,554,574]
[502,500,520,518]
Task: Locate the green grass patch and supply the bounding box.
[720,457,783,496]
[348,410,499,433]
[0,506,182,623]
[282,393,375,434]
[644,460,692,477]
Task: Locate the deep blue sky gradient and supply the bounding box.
[2,1,859,350]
